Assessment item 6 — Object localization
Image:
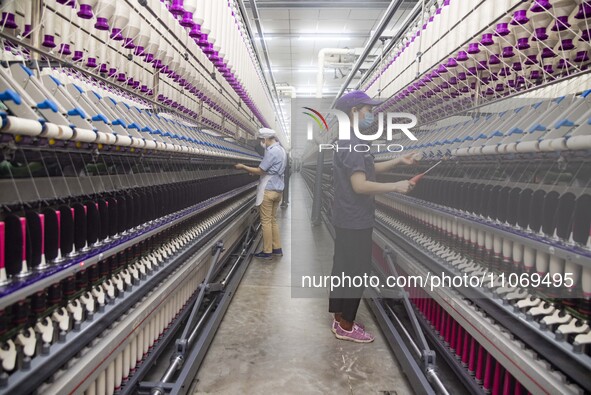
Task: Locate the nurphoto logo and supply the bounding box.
[303,108,418,152]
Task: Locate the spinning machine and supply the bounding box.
[0,0,279,394]
[304,0,591,394]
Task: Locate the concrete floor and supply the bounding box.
[193,174,413,394]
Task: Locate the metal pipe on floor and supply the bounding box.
[151,302,217,395]
[385,303,422,358]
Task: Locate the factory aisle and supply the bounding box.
[193,174,413,394]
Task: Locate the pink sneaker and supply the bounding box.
[331,319,365,334]
[335,323,375,343]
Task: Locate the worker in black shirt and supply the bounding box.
[329,91,416,343]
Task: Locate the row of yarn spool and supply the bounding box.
[363,0,591,124]
[0,0,277,136]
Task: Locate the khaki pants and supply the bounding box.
[259,190,282,253]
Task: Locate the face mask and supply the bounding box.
[358,112,374,130]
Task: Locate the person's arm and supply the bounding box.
[374,153,417,173]
[350,172,413,195]
[235,163,266,176]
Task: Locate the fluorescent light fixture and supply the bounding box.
[297,36,351,41]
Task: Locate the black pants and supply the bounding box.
[328,226,373,322]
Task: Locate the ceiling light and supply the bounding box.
[297,36,351,41]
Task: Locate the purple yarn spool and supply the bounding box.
[446,57,458,68]
[551,16,570,31]
[134,46,145,56]
[488,54,501,65]
[496,23,510,36]
[481,33,494,46]
[456,51,468,61]
[117,73,126,82]
[525,54,538,65]
[72,51,84,61]
[197,34,209,47]
[59,43,72,55]
[42,35,56,48]
[95,17,109,31]
[502,46,515,58]
[203,43,215,55]
[189,24,202,39]
[533,27,548,41]
[558,39,574,51]
[123,38,135,49]
[108,68,117,77]
[169,0,185,16]
[575,2,591,19]
[110,28,124,41]
[180,12,194,27]
[467,42,480,54]
[86,57,97,68]
[511,10,529,25]
[556,59,569,69]
[541,47,556,59]
[574,50,590,62]
[530,70,542,79]
[0,12,17,29]
[517,37,530,50]
[77,4,93,19]
[23,24,32,38]
[99,63,108,74]
[531,0,552,12]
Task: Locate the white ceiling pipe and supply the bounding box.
[316,48,357,98]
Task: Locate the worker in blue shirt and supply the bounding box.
[235,128,287,260]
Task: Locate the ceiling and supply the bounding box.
[245,0,418,98]
[242,0,418,147]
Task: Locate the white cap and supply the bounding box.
[258,128,276,138]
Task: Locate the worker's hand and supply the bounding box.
[398,153,418,165]
[235,163,245,170]
[391,180,414,194]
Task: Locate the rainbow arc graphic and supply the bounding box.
[302,107,328,131]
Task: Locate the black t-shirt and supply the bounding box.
[331,135,376,229]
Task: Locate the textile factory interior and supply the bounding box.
[0,0,590,394]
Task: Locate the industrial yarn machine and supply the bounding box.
[303,0,591,394]
[0,0,278,394]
